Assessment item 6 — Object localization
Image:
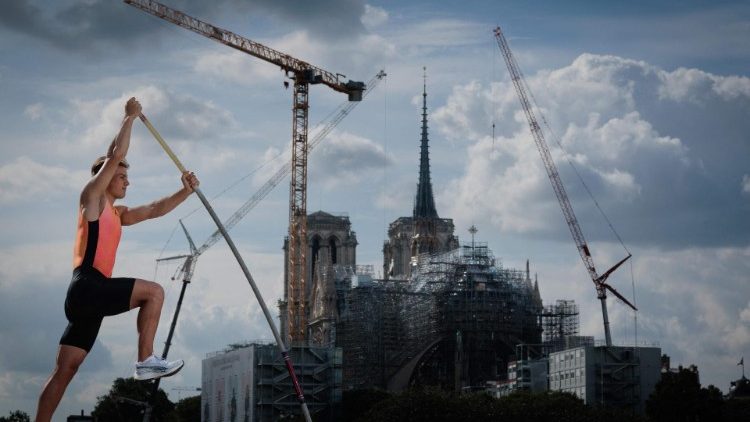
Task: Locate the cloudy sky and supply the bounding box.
[1,0,749,418]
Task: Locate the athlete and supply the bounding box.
[36,97,199,421]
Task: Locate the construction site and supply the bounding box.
[198,74,574,419]
[120,2,656,420]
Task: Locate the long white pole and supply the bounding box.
[138,114,312,422]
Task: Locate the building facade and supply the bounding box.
[279,211,358,343]
[548,345,662,414]
[201,343,342,421]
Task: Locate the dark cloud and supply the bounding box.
[248,0,367,40]
[0,0,366,52]
[0,0,153,51]
[309,131,393,189]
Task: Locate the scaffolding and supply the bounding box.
[255,344,342,421]
[541,300,580,352]
[201,342,342,421]
[335,242,543,391]
[336,267,415,389]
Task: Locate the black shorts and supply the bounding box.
[59,266,135,352]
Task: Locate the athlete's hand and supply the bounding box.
[181,171,199,192]
[125,97,142,118]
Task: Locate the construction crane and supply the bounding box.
[493,27,636,347]
[124,0,365,344]
[195,70,386,259]
[148,70,383,420]
[157,69,385,296]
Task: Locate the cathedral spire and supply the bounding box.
[414,66,439,219]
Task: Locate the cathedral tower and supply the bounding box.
[383,68,459,279]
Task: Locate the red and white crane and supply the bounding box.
[494,27,636,347]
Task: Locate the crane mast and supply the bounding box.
[125,0,364,344]
[493,27,635,347]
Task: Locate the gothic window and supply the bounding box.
[329,236,338,264]
[311,235,321,277]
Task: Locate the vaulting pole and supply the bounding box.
[138,114,313,422]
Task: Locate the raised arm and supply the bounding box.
[80,98,142,221]
[118,171,200,226]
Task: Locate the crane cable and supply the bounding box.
[513,46,640,345]
[519,70,631,257]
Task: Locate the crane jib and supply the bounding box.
[124,0,364,98]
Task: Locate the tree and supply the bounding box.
[174,395,201,422]
[353,388,645,422]
[354,387,477,422]
[724,397,750,422]
[496,390,592,422]
[341,389,391,421]
[646,367,724,422]
[354,388,612,422]
[0,410,30,422]
[92,377,175,422]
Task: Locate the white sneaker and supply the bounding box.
[134,355,184,381]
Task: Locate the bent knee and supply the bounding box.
[132,280,164,305]
[151,282,164,302]
[55,353,85,377]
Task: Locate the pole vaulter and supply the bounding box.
[138,113,313,422]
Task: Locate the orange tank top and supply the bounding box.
[72,200,122,277]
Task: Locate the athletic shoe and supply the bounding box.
[134,355,184,381]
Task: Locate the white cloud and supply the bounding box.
[309,130,393,190]
[712,75,750,100]
[596,168,640,200]
[362,4,388,29]
[390,19,484,49]
[742,174,750,194]
[73,86,235,148]
[194,49,280,86]
[0,241,71,288]
[659,67,750,102]
[0,156,88,203]
[623,246,750,383]
[23,103,43,120]
[434,53,748,247]
[431,80,489,142]
[72,86,169,150]
[179,11,397,95]
[740,301,750,323]
[191,29,393,86]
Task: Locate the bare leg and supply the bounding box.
[35,345,87,422]
[129,279,165,361]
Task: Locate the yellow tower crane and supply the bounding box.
[124,0,365,346]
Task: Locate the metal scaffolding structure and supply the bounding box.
[541,300,580,352]
[334,242,543,391]
[202,342,342,422]
[335,268,413,389]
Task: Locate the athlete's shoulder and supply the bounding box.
[114,204,128,217]
[80,192,106,222]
